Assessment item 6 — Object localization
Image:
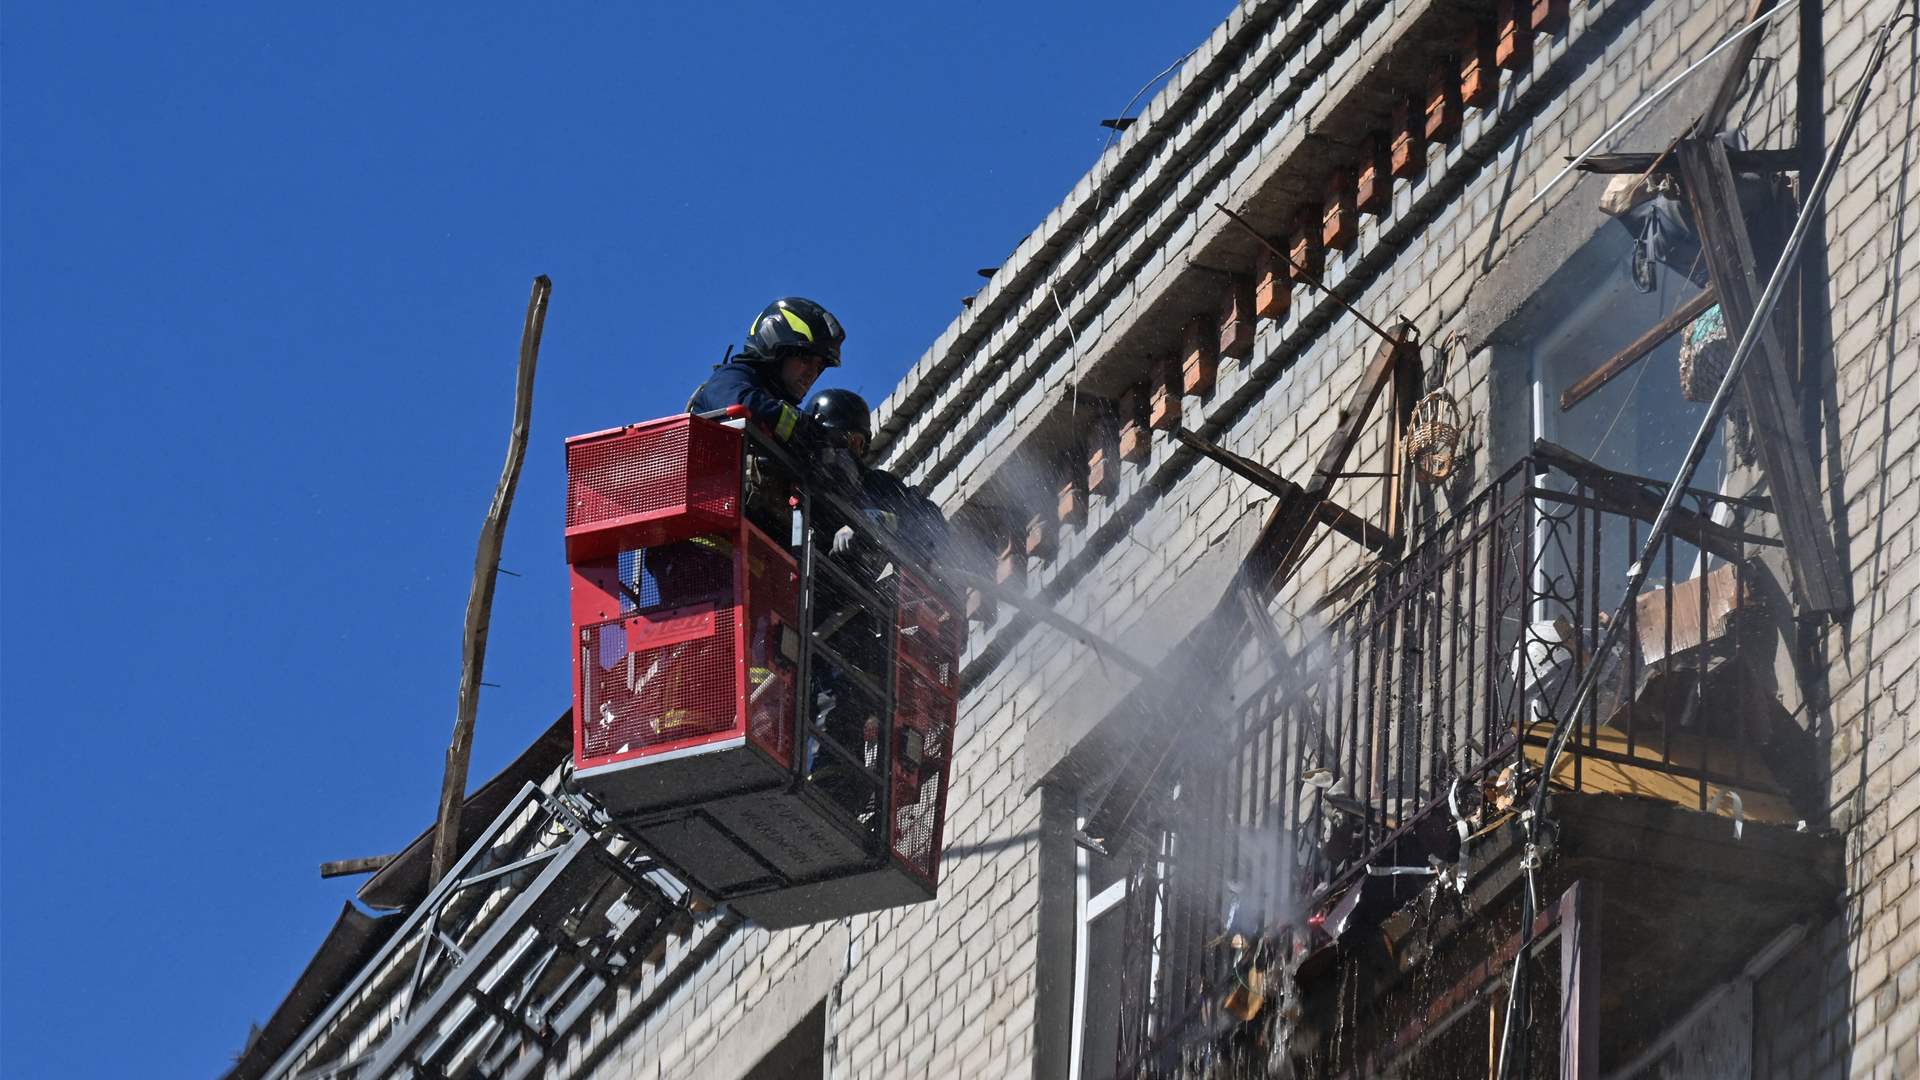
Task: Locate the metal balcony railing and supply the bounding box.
[1109,451,1798,1078]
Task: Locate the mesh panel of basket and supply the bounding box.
[566,419,738,533]
[745,529,800,768]
[890,658,955,881]
[580,540,737,759]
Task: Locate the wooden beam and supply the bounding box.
[1079,332,1417,853]
[1309,338,1414,494]
[1259,335,1418,588]
[1384,336,1424,543]
[431,275,550,887]
[319,853,399,879]
[1559,287,1718,411]
[1698,0,1776,136]
[1533,438,1777,560]
[1170,427,1396,555]
[1677,137,1849,613]
[1573,148,1801,174]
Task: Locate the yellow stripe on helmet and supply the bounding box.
[778,306,815,342]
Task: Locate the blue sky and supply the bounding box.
[0,4,1228,1076]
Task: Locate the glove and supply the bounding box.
[832,525,857,556]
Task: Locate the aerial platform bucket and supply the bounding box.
[563,412,960,927]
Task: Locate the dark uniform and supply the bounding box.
[859,466,949,568]
[794,389,954,825]
[647,299,848,740]
[688,298,849,534]
[687,358,822,454]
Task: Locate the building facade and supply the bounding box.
[229,0,1918,1076]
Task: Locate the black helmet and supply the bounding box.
[802,388,872,445]
[743,297,845,366]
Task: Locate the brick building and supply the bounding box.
[227,0,1918,1076]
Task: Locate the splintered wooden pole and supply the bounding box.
[1079,331,1417,850]
[1676,139,1848,613]
[1383,338,1424,543]
[1270,332,1417,587]
[430,275,551,887]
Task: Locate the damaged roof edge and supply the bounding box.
[220,902,402,1080]
[358,711,573,911]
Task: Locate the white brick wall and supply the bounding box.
[576,1,1920,1076]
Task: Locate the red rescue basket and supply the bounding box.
[563,411,960,927]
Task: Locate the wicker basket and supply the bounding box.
[1406,389,1463,483]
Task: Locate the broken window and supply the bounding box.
[1526,230,1727,577]
[1510,232,1740,741]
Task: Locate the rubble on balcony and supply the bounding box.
[1101,453,1841,1079]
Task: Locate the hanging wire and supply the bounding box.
[1093,47,1202,218]
[1495,12,1916,1076]
[1523,0,1799,212]
[1053,47,1202,419]
[1053,284,1085,417]
[1591,272,1673,458]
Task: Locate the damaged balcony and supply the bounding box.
[1102,448,1843,1079]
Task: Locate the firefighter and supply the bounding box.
[800,387,950,567]
[638,298,849,739]
[687,296,864,543]
[798,388,952,825]
[687,297,851,455]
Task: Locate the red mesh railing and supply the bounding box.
[565,416,739,559]
[894,568,960,690]
[890,662,953,881]
[579,540,738,760]
[745,528,800,768]
[890,567,960,883]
